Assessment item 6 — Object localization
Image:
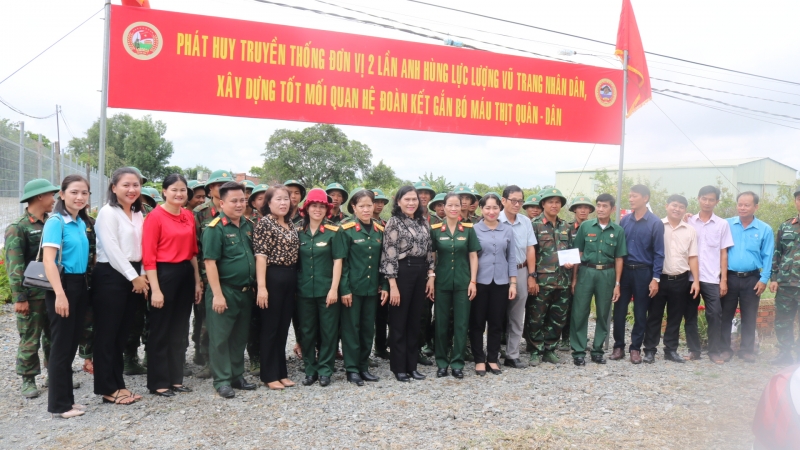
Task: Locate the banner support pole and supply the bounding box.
[606,50,628,351]
[98,0,111,206]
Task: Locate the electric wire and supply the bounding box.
[651,67,800,97]
[652,78,800,107]
[0,96,57,119]
[567,143,596,199]
[654,92,800,131]
[58,107,76,140]
[652,89,800,121]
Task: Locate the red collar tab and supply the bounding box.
[573,221,579,229]
[440,223,446,232]
[458,223,464,232]
[211,207,217,216]
[221,216,229,226]
[28,215,36,223]
[355,222,361,232]
[319,224,325,233]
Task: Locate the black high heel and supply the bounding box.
[150,389,175,397]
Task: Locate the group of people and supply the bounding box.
[6,167,800,419]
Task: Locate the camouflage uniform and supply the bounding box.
[5,210,52,377]
[527,212,572,358]
[78,215,97,360]
[193,199,221,366]
[771,214,800,352]
[124,203,152,373]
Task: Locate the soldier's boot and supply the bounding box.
[195,365,212,379]
[369,358,379,368]
[193,347,205,366]
[417,350,433,366]
[374,347,390,360]
[770,350,795,366]
[529,353,542,367]
[249,359,261,377]
[21,376,40,399]
[422,343,434,357]
[542,350,561,364]
[41,376,79,389]
[557,339,571,352]
[123,354,147,375]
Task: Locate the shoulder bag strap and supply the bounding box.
[36,215,64,266]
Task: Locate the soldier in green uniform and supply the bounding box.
[370,188,390,359]
[140,187,158,213]
[570,194,627,365]
[284,180,307,224]
[558,196,595,351]
[429,193,481,378]
[325,183,350,224]
[5,179,59,398]
[528,188,574,365]
[429,193,446,221]
[245,183,269,375]
[523,194,543,220]
[768,186,800,365]
[413,182,439,364]
[295,188,345,387]
[186,180,207,211]
[78,206,97,373]
[468,188,482,222]
[338,188,388,385]
[415,181,441,226]
[192,169,235,378]
[454,185,479,223]
[242,180,256,196]
[202,182,258,398]
[245,183,267,223]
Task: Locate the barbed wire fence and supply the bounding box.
[0,125,107,245]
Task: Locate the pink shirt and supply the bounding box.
[662,218,698,276]
[688,213,734,284]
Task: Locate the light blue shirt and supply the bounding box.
[726,216,773,284]
[42,213,89,274]
[474,221,517,284]
[498,211,537,268]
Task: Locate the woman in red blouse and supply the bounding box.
[142,174,203,397]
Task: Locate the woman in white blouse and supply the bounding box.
[92,168,150,405]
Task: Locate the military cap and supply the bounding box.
[428,192,446,211]
[142,187,163,203]
[413,181,436,197]
[371,188,389,204]
[283,179,307,199]
[453,185,476,202]
[20,178,60,203]
[206,169,234,186]
[522,194,541,209]
[346,187,369,214]
[242,180,257,191]
[470,187,483,201]
[248,183,269,208]
[538,188,567,207]
[188,180,205,191]
[325,182,349,202]
[568,195,595,213]
[127,166,147,184]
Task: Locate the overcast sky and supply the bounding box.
[3,0,799,187]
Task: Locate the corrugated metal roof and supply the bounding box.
[559,157,795,173]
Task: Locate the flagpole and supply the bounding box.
[98,0,111,206]
[606,50,628,351]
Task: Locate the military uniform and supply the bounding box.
[527,189,572,362]
[413,182,439,362]
[244,183,268,373]
[771,212,800,355]
[124,203,151,374]
[325,183,350,225]
[297,219,346,378]
[202,212,256,390]
[430,221,481,370]
[338,218,387,376]
[78,215,97,362]
[559,196,595,351]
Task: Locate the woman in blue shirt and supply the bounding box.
[471,193,517,376]
[42,175,92,419]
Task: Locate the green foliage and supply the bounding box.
[0,253,10,304]
[363,160,400,191]
[183,164,211,181]
[420,172,454,194]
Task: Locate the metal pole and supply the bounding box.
[55,105,61,183]
[37,133,42,178]
[606,50,628,351]
[98,0,111,206]
[50,142,55,184]
[18,121,25,215]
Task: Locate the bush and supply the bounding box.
[0,252,10,304]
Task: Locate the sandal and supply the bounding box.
[103,391,135,405]
[72,404,87,411]
[120,389,142,401]
[280,378,295,388]
[52,408,85,419]
[83,359,94,375]
[266,381,285,390]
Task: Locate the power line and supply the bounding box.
[652,88,800,121]
[58,107,76,140]
[652,78,800,107]
[649,67,800,97]
[0,96,57,119]
[404,0,800,86]
[0,7,104,86]
[567,144,596,199]
[654,92,800,131]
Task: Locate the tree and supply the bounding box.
[253,124,372,188]
[184,164,211,180]
[363,160,400,190]
[420,172,454,194]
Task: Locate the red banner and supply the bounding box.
[109,6,623,145]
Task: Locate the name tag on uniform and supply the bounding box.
[456,237,466,241]
[439,237,451,240]
[30,230,41,235]
[226,234,236,238]
[354,239,365,243]
[315,241,328,247]
[588,234,597,237]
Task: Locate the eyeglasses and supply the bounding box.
[505,199,524,205]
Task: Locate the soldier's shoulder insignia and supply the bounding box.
[461,222,473,228]
[430,223,439,230]
[785,217,796,224]
[374,223,384,232]
[324,224,339,232]
[341,222,356,230]
[208,217,221,227]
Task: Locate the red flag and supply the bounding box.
[121,0,151,7]
[615,0,651,117]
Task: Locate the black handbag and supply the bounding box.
[22,216,63,291]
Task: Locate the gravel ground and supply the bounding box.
[0,303,782,449]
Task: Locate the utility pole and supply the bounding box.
[18,121,25,215]
[98,0,112,206]
[55,105,61,183]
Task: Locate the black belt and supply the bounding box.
[404,256,427,266]
[223,283,253,292]
[582,262,614,270]
[661,271,689,281]
[728,269,760,278]
[517,261,528,269]
[625,263,651,270]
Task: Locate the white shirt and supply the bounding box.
[499,211,537,267]
[96,204,144,281]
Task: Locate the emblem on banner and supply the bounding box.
[594,79,617,107]
[123,22,163,60]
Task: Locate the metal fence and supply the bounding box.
[0,125,107,245]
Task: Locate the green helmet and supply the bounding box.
[142,187,163,203]
[346,187,367,214]
[206,169,234,186]
[453,185,476,203]
[523,194,542,209]
[413,181,436,197]
[283,179,307,200]
[20,178,60,203]
[470,187,482,201]
[188,180,205,191]
[248,183,270,208]
[538,188,567,208]
[325,182,349,203]
[242,180,257,191]
[428,192,446,211]
[371,188,389,204]
[127,167,147,184]
[569,196,595,213]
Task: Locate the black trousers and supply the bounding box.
[260,266,297,383]
[721,273,760,354]
[684,282,722,354]
[92,262,143,395]
[644,273,689,353]
[374,300,390,351]
[613,266,653,351]
[470,282,509,364]
[388,259,428,374]
[147,261,194,391]
[45,274,89,414]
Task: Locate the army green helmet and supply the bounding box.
[347,187,369,214]
[242,180,257,191]
[523,194,542,209]
[371,188,389,204]
[428,192,446,211]
[187,180,205,191]
[142,187,163,203]
[20,178,60,203]
[248,183,270,208]
[538,188,567,208]
[413,181,436,197]
[325,182,349,203]
[283,179,307,200]
[470,187,482,201]
[568,196,595,213]
[127,167,147,184]
[206,169,234,187]
[453,185,476,203]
